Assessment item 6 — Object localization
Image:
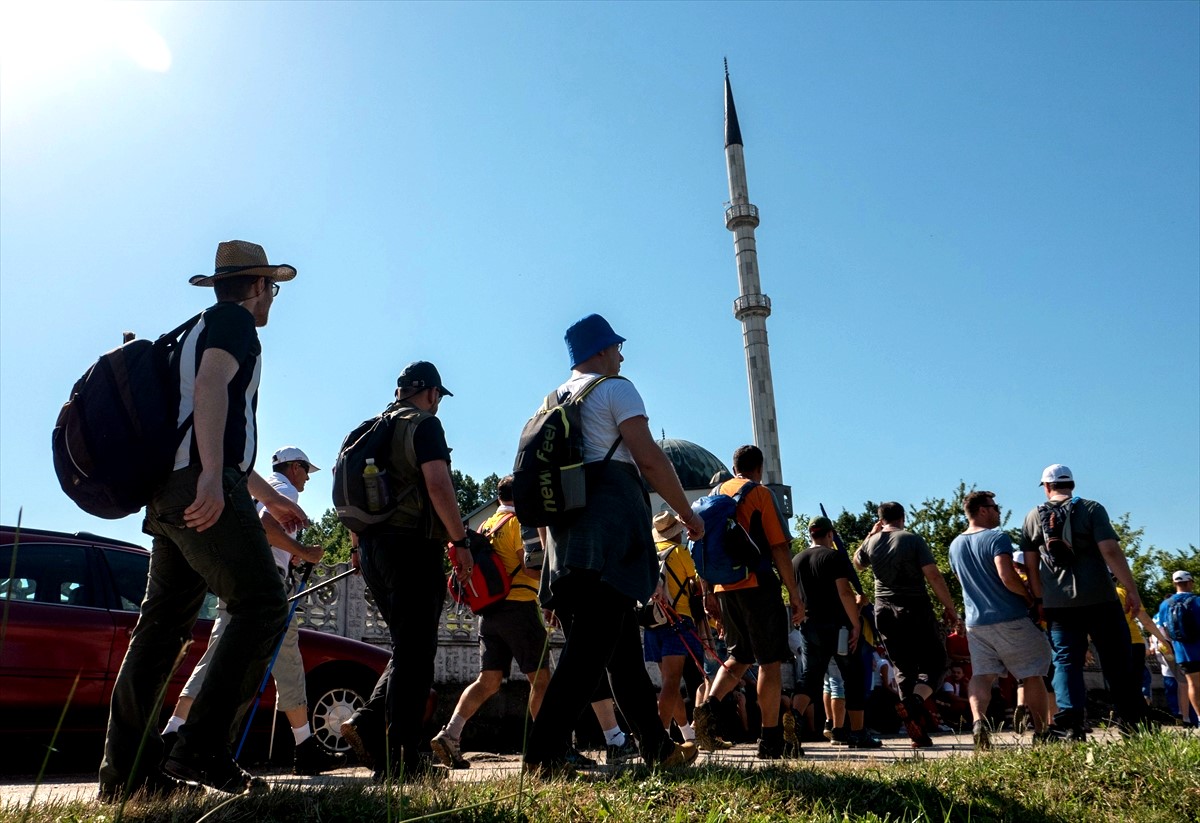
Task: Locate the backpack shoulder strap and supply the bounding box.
[732,479,758,504]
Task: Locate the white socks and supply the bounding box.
[162,716,184,735]
[604,726,626,746]
[444,712,467,740]
[679,723,696,742]
[293,724,311,745]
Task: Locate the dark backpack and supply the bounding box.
[1165,592,1199,644]
[331,406,419,533]
[511,375,625,527]
[447,516,518,615]
[1036,497,1079,571]
[52,314,201,519]
[688,481,761,585]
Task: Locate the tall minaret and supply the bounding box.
[724,62,789,513]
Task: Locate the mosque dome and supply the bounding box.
[655,438,729,491]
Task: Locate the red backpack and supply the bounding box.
[447,514,519,615]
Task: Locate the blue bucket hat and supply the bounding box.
[565,314,626,368]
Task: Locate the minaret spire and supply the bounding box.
[722,63,789,513]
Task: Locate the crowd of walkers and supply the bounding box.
[95,242,1199,802]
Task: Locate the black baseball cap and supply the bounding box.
[397,361,453,396]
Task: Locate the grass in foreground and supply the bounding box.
[4,730,1198,823]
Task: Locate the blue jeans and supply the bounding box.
[99,466,286,788]
[1044,599,1143,730]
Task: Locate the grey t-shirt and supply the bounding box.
[1019,497,1120,609]
[854,529,935,600]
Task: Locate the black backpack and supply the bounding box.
[52,314,201,519]
[1036,496,1080,571]
[331,405,420,534]
[511,375,625,527]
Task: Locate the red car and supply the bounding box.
[0,525,387,770]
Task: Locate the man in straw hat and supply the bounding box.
[100,241,308,800]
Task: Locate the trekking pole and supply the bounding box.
[286,565,357,602]
[235,562,316,761]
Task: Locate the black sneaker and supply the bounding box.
[605,737,639,765]
[830,727,850,746]
[98,770,203,803]
[294,735,349,775]
[163,749,267,795]
[848,730,883,749]
[822,720,834,741]
[160,730,179,766]
[564,746,598,767]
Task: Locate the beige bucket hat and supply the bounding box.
[189,240,297,287]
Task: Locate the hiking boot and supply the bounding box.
[782,709,804,756]
[163,749,267,795]
[1013,704,1031,734]
[339,718,379,769]
[848,730,883,749]
[430,729,470,770]
[605,736,639,765]
[756,736,784,760]
[972,721,992,752]
[830,727,851,746]
[294,735,349,775]
[98,771,203,804]
[693,700,733,751]
[655,740,699,769]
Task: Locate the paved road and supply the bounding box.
[0,729,1125,807]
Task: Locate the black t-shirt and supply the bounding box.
[792,545,855,626]
[174,302,262,474]
[413,416,451,465]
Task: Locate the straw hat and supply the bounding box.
[189,240,297,286]
[652,511,684,542]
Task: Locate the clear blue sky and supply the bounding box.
[2,1,1197,554]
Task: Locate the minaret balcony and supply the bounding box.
[733,293,771,318]
[725,202,760,229]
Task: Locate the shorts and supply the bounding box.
[718,584,790,666]
[478,599,550,674]
[1179,660,1200,675]
[823,658,845,699]
[643,617,704,663]
[966,617,1052,680]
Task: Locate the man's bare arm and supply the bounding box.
[260,509,323,564]
[994,554,1033,603]
[1099,538,1141,616]
[421,459,471,581]
[922,563,959,623]
[184,349,238,532]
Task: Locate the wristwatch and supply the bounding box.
[450,536,470,549]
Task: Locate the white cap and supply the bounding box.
[1039,464,1073,485]
[271,446,319,472]
[1173,570,1193,583]
[1012,550,1026,566]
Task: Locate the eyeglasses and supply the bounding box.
[296,461,310,473]
[270,282,280,297]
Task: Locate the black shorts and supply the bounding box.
[478,599,550,674]
[1179,660,1200,675]
[718,583,790,666]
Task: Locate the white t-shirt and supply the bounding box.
[556,373,647,466]
[256,470,299,572]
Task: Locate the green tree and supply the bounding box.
[452,470,482,515]
[299,508,353,564]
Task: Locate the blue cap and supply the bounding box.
[565,314,625,368]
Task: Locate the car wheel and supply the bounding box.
[307,673,373,755]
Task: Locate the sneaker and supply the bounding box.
[822,719,834,741]
[294,735,350,775]
[605,737,639,765]
[756,736,784,760]
[848,730,883,749]
[339,718,379,769]
[564,746,598,767]
[829,727,850,746]
[430,729,470,770]
[98,771,203,803]
[1013,704,1031,734]
[163,749,267,795]
[656,740,699,768]
[972,721,992,752]
[783,710,803,756]
[160,731,179,766]
[693,701,733,751]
